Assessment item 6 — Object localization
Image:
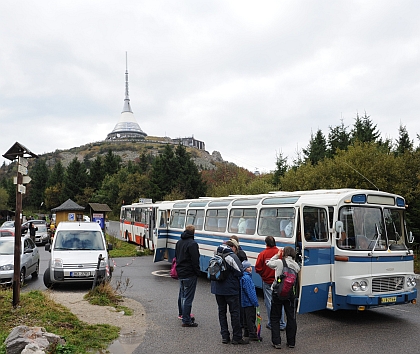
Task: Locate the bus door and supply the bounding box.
[146,206,157,250]
[153,209,169,262]
[297,205,332,314]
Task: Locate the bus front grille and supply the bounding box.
[372,276,405,293]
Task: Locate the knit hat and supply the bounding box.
[242,260,252,269]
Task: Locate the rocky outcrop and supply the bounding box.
[5,326,65,354]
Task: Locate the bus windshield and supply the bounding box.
[337,206,406,250]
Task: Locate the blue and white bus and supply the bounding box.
[128,188,418,314]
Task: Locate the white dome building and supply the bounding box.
[106,55,147,140]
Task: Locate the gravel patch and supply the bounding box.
[46,290,147,351]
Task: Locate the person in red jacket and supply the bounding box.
[255,236,285,330]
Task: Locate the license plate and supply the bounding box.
[70,271,91,277]
[381,296,397,304]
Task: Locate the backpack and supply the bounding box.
[273,259,297,300]
[170,257,178,279]
[207,253,228,281]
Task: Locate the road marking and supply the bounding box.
[152,270,171,278]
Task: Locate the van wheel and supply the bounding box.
[32,261,39,278]
[43,267,54,288]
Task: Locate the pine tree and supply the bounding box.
[47,161,65,187]
[103,150,121,176]
[62,158,88,201]
[28,159,49,208]
[328,120,351,157]
[395,124,413,155]
[272,152,288,186]
[88,155,105,190]
[350,112,380,143]
[302,129,328,165]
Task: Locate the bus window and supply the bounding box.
[258,207,295,238]
[303,207,328,242]
[186,209,205,231]
[205,209,228,232]
[229,209,257,234]
[170,209,186,229]
[338,206,386,250]
[159,211,167,227]
[384,208,406,247]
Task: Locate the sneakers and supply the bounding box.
[181,322,198,327]
[266,324,272,330]
[231,338,249,345]
[272,343,282,349]
[222,338,230,344]
[287,343,295,348]
[178,314,195,321]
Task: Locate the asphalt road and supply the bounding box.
[22,222,420,354]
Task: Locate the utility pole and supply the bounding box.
[2,142,38,308]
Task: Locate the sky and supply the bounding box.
[1,1,420,174]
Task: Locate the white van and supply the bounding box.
[43,221,113,287]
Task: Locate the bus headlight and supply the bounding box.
[359,280,368,291]
[406,276,416,288]
[352,280,369,292]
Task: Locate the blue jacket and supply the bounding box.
[211,245,243,296]
[240,271,259,308]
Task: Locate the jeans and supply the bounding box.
[215,294,242,341]
[263,282,286,329]
[178,276,198,324]
[270,294,297,346]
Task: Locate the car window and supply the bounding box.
[37,225,47,232]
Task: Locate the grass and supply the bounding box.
[0,233,148,353]
[0,289,120,354]
[85,282,133,316]
[106,234,153,258]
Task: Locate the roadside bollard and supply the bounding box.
[92,254,104,290]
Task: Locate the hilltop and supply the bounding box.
[1,136,225,178]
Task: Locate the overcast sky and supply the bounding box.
[1,1,420,173]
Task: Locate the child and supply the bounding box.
[240,260,261,341]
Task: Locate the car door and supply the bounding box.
[22,238,37,274]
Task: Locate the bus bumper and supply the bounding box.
[335,288,417,310]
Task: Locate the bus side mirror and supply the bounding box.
[335,221,343,239]
[408,231,414,244]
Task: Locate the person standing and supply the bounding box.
[267,246,301,349]
[240,260,261,341]
[175,224,201,327]
[229,235,247,329]
[29,222,38,242]
[211,240,249,345]
[255,236,286,330]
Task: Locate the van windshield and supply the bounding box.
[54,231,104,250]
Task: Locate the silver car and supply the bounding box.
[35,224,50,245]
[0,236,40,286]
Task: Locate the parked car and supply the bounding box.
[34,224,50,245]
[1,221,15,230]
[21,220,47,234]
[0,235,40,286]
[0,229,15,237]
[43,222,113,287]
